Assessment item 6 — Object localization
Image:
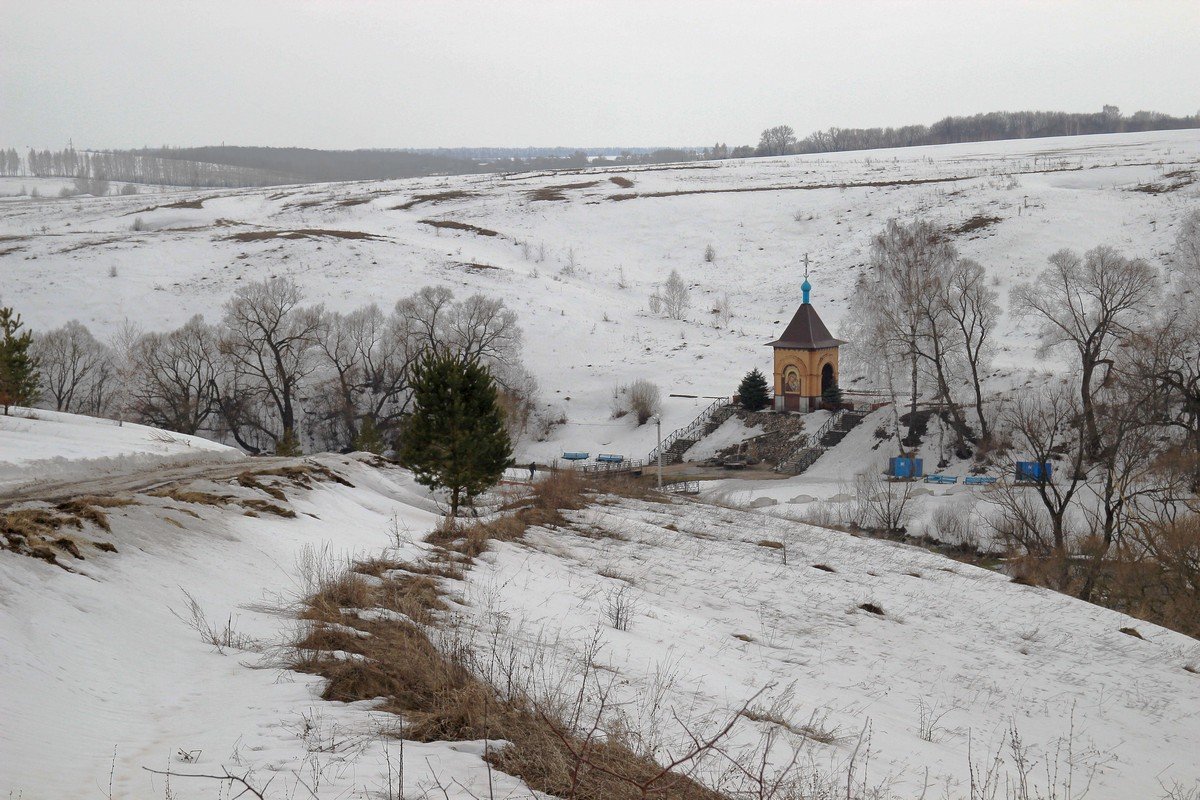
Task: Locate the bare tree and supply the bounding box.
[662,269,690,320]
[216,277,322,454]
[854,219,956,446]
[394,285,455,355]
[446,293,522,366]
[990,385,1088,588]
[33,321,113,414]
[1012,245,1158,457]
[1174,207,1200,277]
[129,315,220,435]
[311,304,420,451]
[943,258,999,441]
[1127,300,1200,454]
[107,318,144,424]
[756,125,796,156]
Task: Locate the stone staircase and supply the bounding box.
[775,409,868,475]
[650,401,737,466]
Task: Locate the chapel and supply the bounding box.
[765,272,845,412]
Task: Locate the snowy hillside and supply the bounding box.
[2,129,1198,463]
[3,420,1197,798]
[457,493,1200,798]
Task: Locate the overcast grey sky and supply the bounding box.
[2,1,1198,150]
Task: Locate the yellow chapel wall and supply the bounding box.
[772,346,840,399]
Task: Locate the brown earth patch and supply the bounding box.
[223,228,385,242]
[419,219,500,237]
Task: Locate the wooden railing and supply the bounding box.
[646,398,731,465]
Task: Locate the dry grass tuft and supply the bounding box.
[290,554,726,800]
[1118,626,1146,640]
[1,504,122,568]
[236,472,287,500]
[150,488,233,507]
[811,563,836,573]
[239,498,297,518]
[609,176,635,188]
[858,602,885,616]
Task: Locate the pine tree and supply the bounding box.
[737,368,771,412]
[822,381,844,407]
[353,415,384,454]
[0,308,39,415]
[399,352,512,516]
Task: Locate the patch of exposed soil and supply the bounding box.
[527,181,602,202]
[223,228,385,242]
[391,190,477,210]
[418,219,500,237]
[951,214,1003,235]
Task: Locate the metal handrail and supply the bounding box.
[774,410,845,472]
[646,397,731,464]
[580,458,646,475]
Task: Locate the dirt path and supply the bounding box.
[0,455,291,507]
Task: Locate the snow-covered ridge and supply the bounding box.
[0,407,238,493]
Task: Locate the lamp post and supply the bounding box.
[655,414,663,490]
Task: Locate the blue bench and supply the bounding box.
[596,454,625,464]
[964,475,997,486]
[561,452,590,461]
[924,474,958,485]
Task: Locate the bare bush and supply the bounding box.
[626,379,662,425]
[853,468,913,533]
[603,584,639,631]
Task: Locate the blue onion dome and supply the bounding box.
[801,278,812,304]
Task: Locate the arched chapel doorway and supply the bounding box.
[821,363,835,394]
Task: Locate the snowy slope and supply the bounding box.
[457,494,1200,798]
[2,130,1197,465]
[0,448,545,799]
[0,407,239,492]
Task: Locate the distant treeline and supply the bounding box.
[5,106,1197,190]
[0,144,710,188]
[746,106,1200,157]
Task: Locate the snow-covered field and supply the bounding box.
[457,495,1200,798]
[2,130,1197,466]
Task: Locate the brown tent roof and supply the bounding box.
[766,303,845,350]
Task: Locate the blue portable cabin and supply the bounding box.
[889,456,923,479]
[561,451,590,462]
[596,453,625,464]
[1015,461,1052,483]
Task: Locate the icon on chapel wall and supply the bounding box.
[783,367,800,394]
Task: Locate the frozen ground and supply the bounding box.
[2,130,1197,467]
[458,493,1200,798]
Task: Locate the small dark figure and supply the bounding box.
[527,461,536,480]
